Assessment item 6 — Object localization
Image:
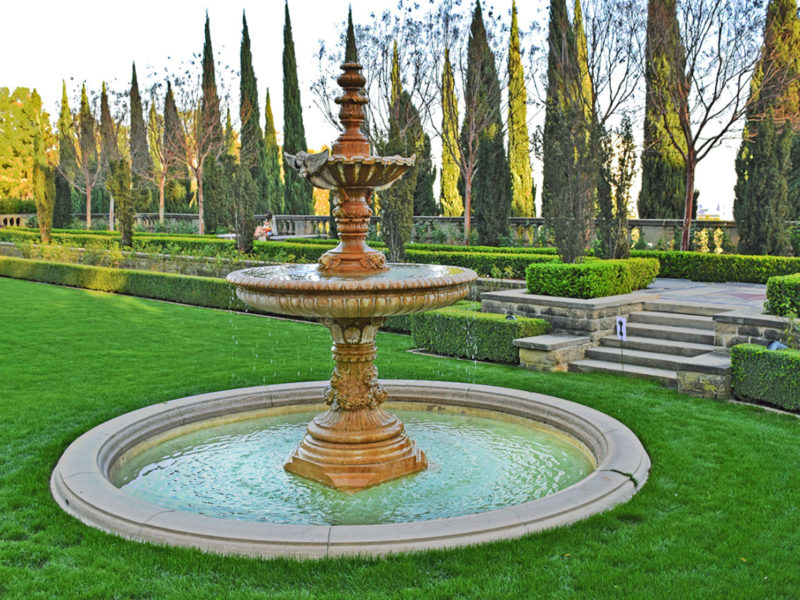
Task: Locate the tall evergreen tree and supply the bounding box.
[200,13,225,234]
[129,64,152,187]
[735,0,800,247]
[574,0,593,118]
[735,112,793,255]
[283,1,312,214]
[541,0,572,220]
[106,159,135,248]
[99,82,119,228]
[224,108,237,157]
[239,13,269,214]
[54,81,76,227]
[77,84,100,228]
[541,0,595,262]
[264,89,284,214]
[162,81,192,213]
[440,48,463,217]
[462,1,511,245]
[231,160,259,253]
[637,0,687,219]
[507,1,534,217]
[32,91,56,244]
[790,134,800,220]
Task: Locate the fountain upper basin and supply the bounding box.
[227,263,477,319]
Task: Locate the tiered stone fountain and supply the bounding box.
[227,55,476,491]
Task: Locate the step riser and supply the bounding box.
[585,348,681,371]
[569,362,677,386]
[629,313,715,331]
[600,337,712,357]
[626,324,714,345]
[642,301,727,317]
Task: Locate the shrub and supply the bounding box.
[0,198,36,213]
[731,344,800,411]
[411,305,550,363]
[407,250,558,278]
[631,250,800,283]
[765,273,800,316]
[0,256,248,311]
[526,258,660,299]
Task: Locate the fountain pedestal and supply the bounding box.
[284,317,427,490]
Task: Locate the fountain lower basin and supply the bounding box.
[51,380,650,559]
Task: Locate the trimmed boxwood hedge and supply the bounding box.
[631,250,800,283]
[411,304,550,363]
[765,273,800,317]
[407,250,558,278]
[731,344,800,411]
[0,256,248,311]
[526,258,660,299]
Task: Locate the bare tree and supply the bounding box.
[647,0,789,250]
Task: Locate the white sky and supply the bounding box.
[1,0,737,218]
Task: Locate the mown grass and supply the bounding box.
[1,276,799,599]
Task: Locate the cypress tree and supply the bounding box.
[239,13,269,214]
[507,1,534,217]
[201,14,225,234]
[264,89,284,213]
[231,160,258,253]
[129,64,152,185]
[54,81,76,227]
[541,0,572,220]
[541,0,595,262]
[283,1,312,214]
[106,159,135,248]
[32,92,56,244]
[224,109,237,157]
[163,81,192,213]
[574,0,593,117]
[99,83,119,226]
[414,133,437,215]
[463,1,511,245]
[77,84,99,228]
[789,134,800,220]
[638,0,687,219]
[735,0,800,246]
[735,112,793,255]
[440,48,463,217]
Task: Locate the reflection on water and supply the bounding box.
[238,263,467,283]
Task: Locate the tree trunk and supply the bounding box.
[159,179,166,224]
[680,151,696,251]
[109,196,115,231]
[85,183,92,229]
[197,171,205,235]
[463,174,472,244]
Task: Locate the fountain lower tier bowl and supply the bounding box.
[226,263,477,319]
[50,381,650,559]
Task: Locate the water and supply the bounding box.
[112,407,594,526]
[238,263,466,283]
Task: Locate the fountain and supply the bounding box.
[226,51,475,491]
[49,24,650,558]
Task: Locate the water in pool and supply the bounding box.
[112,407,594,525]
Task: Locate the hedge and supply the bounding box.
[631,250,800,283]
[0,198,36,213]
[526,258,660,299]
[731,344,800,411]
[407,250,558,278]
[0,256,248,311]
[765,273,800,317]
[411,305,550,363]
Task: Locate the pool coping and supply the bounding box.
[50,380,650,559]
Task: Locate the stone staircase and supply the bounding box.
[569,302,723,386]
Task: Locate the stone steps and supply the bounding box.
[585,346,706,372]
[625,322,715,345]
[629,310,715,331]
[600,335,715,357]
[569,359,678,386]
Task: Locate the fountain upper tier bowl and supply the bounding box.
[227,263,477,319]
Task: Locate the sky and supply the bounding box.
[1,0,740,219]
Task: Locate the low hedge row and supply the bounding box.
[526,258,660,299]
[631,250,800,283]
[407,250,558,278]
[411,304,550,363]
[731,344,800,411]
[765,273,800,317]
[0,256,248,311]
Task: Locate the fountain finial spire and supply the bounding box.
[345,7,358,63]
[332,11,369,158]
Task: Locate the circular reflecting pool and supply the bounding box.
[112,405,595,526]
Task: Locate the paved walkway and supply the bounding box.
[641,278,766,313]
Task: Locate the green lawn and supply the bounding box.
[1,276,799,599]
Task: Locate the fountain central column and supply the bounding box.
[284,317,427,490]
